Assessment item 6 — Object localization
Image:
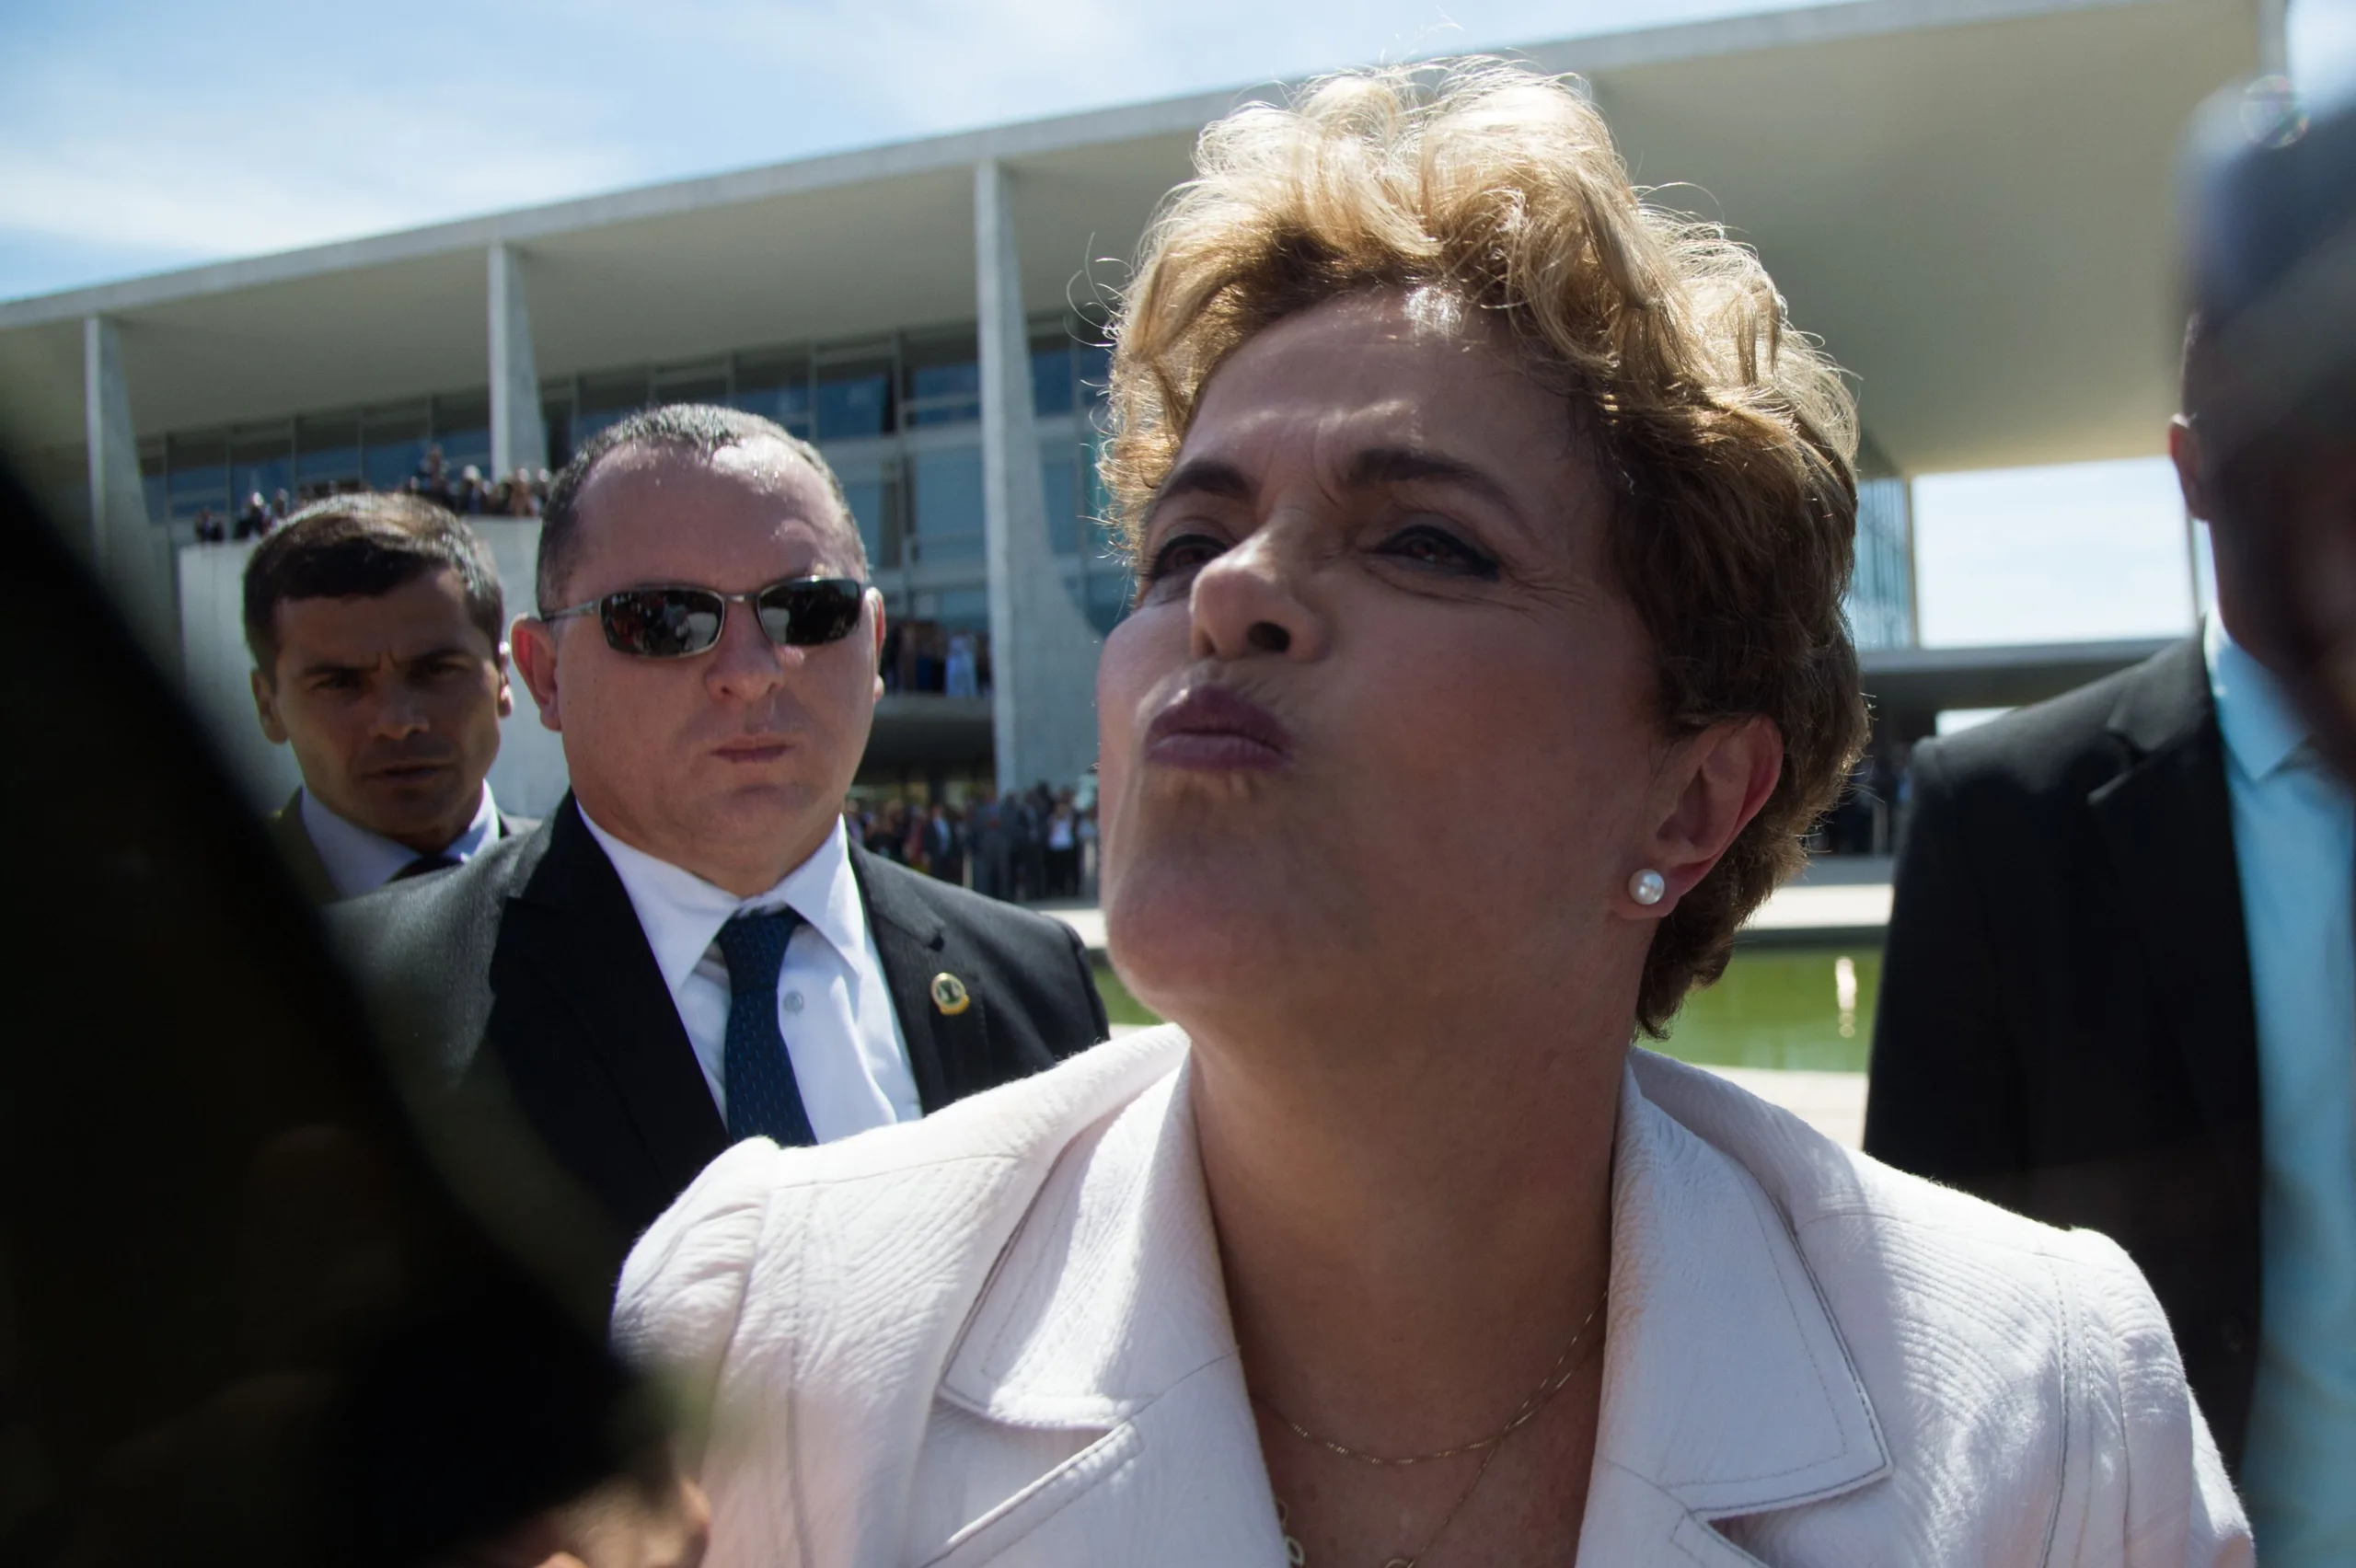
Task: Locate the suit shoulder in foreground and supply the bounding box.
[326,826,544,1080]
[1914,635,2205,804]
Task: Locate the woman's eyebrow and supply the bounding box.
[1345,445,1518,513]
[1148,457,1256,517]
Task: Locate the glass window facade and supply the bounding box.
[228,431,293,510]
[432,394,491,476]
[294,415,361,490]
[1032,341,1075,417]
[909,448,986,563]
[652,363,727,408]
[362,408,430,492]
[729,352,812,438]
[572,371,649,452]
[1084,571,1131,636]
[1848,474,1915,650]
[932,587,989,630]
[830,453,902,571]
[165,432,227,523]
[140,444,168,527]
[1041,453,1080,554]
[1029,332,1113,419]
[816,356,894,441]
[904,331,980,428]
[141,317,1131,702]
[154,394,556,520]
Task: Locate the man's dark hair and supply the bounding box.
[536,403,861,614]
[242,492,505,677]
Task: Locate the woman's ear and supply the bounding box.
[1622,717,1784,918]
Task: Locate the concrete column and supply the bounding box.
[974,158,1103,792]
[83,314,174,664]
[488,244,548,479]
[2256,0,2287,76]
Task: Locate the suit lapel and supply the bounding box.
[1573,1065,1888,1559]
[926,1048,1287,1568]
[2088,637,2264,1133]
[265,790,341,905]
[851,846,962,1113]
[489,798,729,1198]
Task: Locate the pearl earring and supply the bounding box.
[1628,869,1666,906]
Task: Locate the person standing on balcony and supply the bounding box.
[944,627,978,698]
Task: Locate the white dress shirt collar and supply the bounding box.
[2208,613,2316,781]
[300,782,499,900]
[578,812,866,997]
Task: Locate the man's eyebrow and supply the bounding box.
[1345,446,1517,513]
[1148,457,1256,515]
[296,658,367,680]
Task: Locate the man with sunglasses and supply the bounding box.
[336,405,1107,1249]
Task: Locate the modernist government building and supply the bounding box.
[0,0,2273,816]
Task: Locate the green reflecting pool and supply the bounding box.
[1655,945,1877,1073]
[1091,963,1161,1029]
[1092,944,1877,1074]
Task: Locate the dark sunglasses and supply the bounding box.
[542,576,867,658]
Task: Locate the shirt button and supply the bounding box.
[782,990,804,1014]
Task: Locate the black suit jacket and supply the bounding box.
[1864,635,2263,1470]
[266,787,537,905]
[332,796,1108,1244]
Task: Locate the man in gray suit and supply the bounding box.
[246,493,531,900]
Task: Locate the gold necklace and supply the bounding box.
[1261,1299,1603,1567]
[1275,1442,1502,1568]
[1256,1299,1602,1466]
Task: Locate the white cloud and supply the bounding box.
[0,0,1778,294]
[0,59,647,270]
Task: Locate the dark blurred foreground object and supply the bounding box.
[2183,75,2356,776]
[0,462,682,1567]
[1863,76,2356,1483]
[1863,633,2267,1466]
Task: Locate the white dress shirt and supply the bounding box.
[580,812,921,1144]
[2206,615,2356,1566]
[300,782,500,899]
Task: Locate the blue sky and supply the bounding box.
[0,0,1796,301]
[6,0,2353,651]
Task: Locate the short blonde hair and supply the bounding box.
[1101,62,1869,1033]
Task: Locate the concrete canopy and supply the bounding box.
[0,0,2258,479]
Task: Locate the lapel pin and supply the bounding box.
[930,972,972,1016]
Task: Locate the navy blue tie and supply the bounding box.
[715,909,817,1147]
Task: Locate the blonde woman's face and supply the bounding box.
[1095,291,1664,1034]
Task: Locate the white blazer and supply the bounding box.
[616,1027,2251,1567]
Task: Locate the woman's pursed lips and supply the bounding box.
[1144,686,1293,770]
